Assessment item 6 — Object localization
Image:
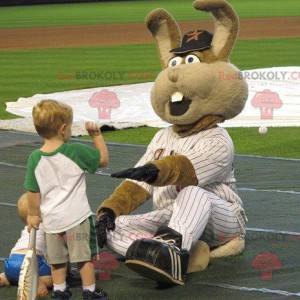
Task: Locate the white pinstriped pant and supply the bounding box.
[106,186,245,256]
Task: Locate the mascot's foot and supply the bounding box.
[187,240,210,274]
[210,236,245,259]
[125,226,189,286]
[186,237,245,274]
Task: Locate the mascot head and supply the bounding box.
[146,0,248,129]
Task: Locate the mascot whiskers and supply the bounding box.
[96,0,248,286]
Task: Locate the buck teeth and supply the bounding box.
[171,92,184,103]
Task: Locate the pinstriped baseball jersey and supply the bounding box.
[130,126,246,230]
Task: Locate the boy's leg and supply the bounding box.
[66,217,95,264]
[51,264,68,286]
[66,218,97,290]
[66,217,108,299]
[78,261,95,290]
[106,207,173,256]
[45,232,69,293]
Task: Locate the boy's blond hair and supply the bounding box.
[32,100,73,139]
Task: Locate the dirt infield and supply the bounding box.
[0,16,299,50]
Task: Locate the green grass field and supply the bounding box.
[0,0,299,28]
[1,38,299,159]
[1,37,299,120]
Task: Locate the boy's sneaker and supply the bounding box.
[82,288,108,300]
[52,288,72,300]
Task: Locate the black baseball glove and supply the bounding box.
[111,163,159,184]
[95,208,116,248]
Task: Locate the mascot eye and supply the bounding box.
[168,56,183,68]
[185,55,200,64]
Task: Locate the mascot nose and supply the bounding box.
[168,68,179,83]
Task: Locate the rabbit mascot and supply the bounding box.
[96,0,248,286]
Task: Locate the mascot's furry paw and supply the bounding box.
[187,237,245,274]
[210,237,245,259]
[187,241,210,274]
[125,235,189,286]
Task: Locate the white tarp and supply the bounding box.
[1,67,300,136]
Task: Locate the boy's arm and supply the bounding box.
[27,191,42,231]
[93,135,109,168]
[85,122,109,167]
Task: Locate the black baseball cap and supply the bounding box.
[170,30,213,54]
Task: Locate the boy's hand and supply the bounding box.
[27,215,41,231]
[86,121,109,167]
[85,122,101,137]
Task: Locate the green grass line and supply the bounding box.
[0,0,299,28]
[1,37,299,120]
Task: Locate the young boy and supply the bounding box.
[0,194,52,297]
[24,100,109,300]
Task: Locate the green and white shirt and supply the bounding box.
[24,143,100,234]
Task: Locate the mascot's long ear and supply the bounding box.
[146,9,182,69]
[193,0,239,61]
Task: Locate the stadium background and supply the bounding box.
[0,0,299,157]
[0,0,299,299]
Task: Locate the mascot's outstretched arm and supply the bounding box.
[98,153,199,217]
[98,180,150,217]
[111,155,198,188]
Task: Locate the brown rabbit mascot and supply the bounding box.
[96,0,248,286]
